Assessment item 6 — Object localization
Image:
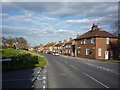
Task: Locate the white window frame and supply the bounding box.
[84,39,86,44]
[78,47,81,54]
[76,41,78,45]
[98,48,102,56]
[81,39,83,44]
[91,38,95,43]
[86,48,90,55]
[106,38,109,44]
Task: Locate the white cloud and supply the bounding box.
[2,2,118,18]
[3,13,57,26]
[56,29,77,36]
[2,2,118,45]
[2,0,119,2]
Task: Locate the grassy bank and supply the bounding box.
[1,48,47,72]
[100,59,120,63]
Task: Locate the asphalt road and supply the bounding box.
[2,53,119,89]
[43,53,119,88]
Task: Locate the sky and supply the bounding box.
[1,0,119,46]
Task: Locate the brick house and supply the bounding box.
[47,42,56,52]
[62,40,68,55]
[64,38,75,56]
[75,23,118,60]
[53,41,63,54]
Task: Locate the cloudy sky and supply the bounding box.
[1,0,119,46]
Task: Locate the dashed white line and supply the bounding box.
[84,63,117,74]
[43,85,46,89]
[83,72,109,88]
[70,65,78,70]
[42,76,46,80]
[38,71,40,74]
[32,85,34,88]
[43,80,46,84]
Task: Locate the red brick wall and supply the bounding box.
[75,37,117,60]
[75,38,96,59]
[95,37,117,60]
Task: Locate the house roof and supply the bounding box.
[64,39,75,45]
[53,42,64,47]
[75,28,117,40]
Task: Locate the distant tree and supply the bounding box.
[6,37,16,48]
[2,36,29,49]
[2,37,7,46]
[15,37,29,49]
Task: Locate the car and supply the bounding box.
[52,52,59,56]
[47,51,52,54]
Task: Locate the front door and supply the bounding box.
[105,51,109,60]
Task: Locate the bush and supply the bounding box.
[2,48,47,72]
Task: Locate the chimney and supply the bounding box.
[59,41,62,43]
[64,40,67,43]
[77,34,81,38]
[91,23,98,31]
[69,37,72,41]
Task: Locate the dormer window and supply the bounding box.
[91,38,95,43]
[106,38,109,44]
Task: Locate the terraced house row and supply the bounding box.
[36,23,118,60]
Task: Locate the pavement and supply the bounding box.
[2,53,119,89]
[2,66,47,89]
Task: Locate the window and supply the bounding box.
[76,41,78,45]
[98,48,102,56]
[86,48,90,55]
[84,39,86,44]
[81,39,86,44]
[81,39,83,44]
[60,47,61,49]
[106,38,109,44]
[91,38,95,43]
[78,47,81,53]
[69,45,71,48]
[66,45,68,48]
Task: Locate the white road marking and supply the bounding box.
[43,80,46,84]
[43,85,46,89]
[70,65,78,70]
[32,85,34,88]
[84,62,116,74]
[83,72,109,88]
[42,76,46,80]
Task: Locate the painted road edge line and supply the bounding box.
[70,65,78,70]
[83,72,109,88]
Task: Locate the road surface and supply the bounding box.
[2,53,119,89]
[44,53,118,88]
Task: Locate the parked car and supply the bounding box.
[47,51,52,54]
[52,52,59,56]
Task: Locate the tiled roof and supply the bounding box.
[65,39,75,45]
[75,29,117,40]
[54,43,64,47]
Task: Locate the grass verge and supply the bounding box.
[1,48,47,72]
